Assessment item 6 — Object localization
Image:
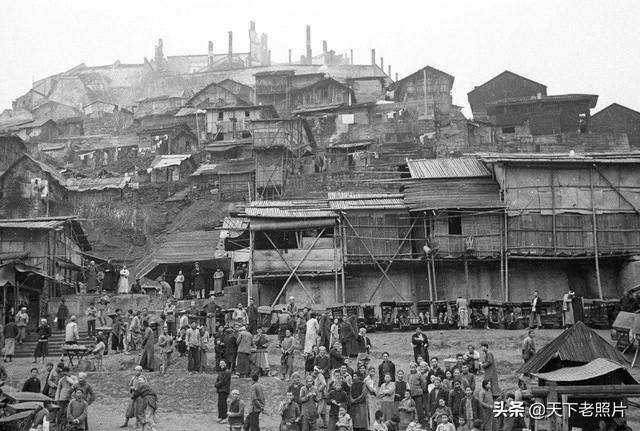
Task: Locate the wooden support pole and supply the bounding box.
[499,212,505,301]
[464,257,469,299]
[340,219,346,305]
[551,168,557,254]
[333,224,339,303]
[431,255,438,301]
[503,168,510,302]
[590,168,604,299]
[248,230,254,306]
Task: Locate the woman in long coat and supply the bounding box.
[339,318,354,357]
[480,343,501,395]
[478,379,495,431]
[350,371,368,430]
[139,321,155,371]
[85,261,97,292]
[118,265,130,294]
[304,314,319,354]
[102,259,116,292]
[363,367,379,427]
[348,314,359,357]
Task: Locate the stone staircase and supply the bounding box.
[13,328,95,359]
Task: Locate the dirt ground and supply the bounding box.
[2,328,638,430]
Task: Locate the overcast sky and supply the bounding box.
[1,0,639,115]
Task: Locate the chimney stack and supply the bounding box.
[250,21,255,32]
[380,57,384,72]
[322,40,327,53]
[395,72,399,81]
[288,49,292,65]
[388,65,391,77]
[306,25,312,65]
[228,31,233,64]
[350,49,353,65]
[371,49,376,66]
[208,41,214,66]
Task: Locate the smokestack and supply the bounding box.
[306,25,312,65]
[322,40,327,53]
[371,49,375,66]
[350,49,353,65]
[228,31,233,64]
[288,49,292,65]
[250,21,255,31]
[380,57,384,72]
[395,72,399,81]
[208,41,214,66]
[388,65,391,77]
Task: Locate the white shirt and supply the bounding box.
[65,322,79,343]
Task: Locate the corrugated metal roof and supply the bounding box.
[328,192,406,210]
[244,207,336,219]
[0,220,65,229]
[66,176,130,191]
[531,358,627,382]
[404,177,504,210]
[150,154,193,169]
[407,158,490,179]
[518,322,628,374]
[249,200,329,209]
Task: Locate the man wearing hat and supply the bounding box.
[65,316,79,345]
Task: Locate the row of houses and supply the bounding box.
[212,155,640,308]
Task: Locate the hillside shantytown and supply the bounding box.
[1,20,640,431]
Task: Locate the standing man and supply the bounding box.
[205,294,221,336]
[66,388,89,431]
[279,391,301,431]
[86,302,98,338]
[102,258,116,292]
[236,326,253,378]
[163,299,176,337]
[248,374,265,431]
[139,320,155,372]
[174,270,184,300]
[34,318,51,363]
[215,360,231,424]
[213,268,225,296]
[191,262,206,299]
[247,298,259,335]
[562,289,576,328]
[529,290,542,329]
[85,261,97,293]
[281,328,296,380]
[186,322,201,374]
[319,312,331,350]
[521,330,536,363]
[65,316,79,345]
[15,306,29,344]
[378,352,396,386]
[411,327,429,363]
[178,310,189,332]
[57,299,69,331]
[456,296,469,330]
[157,325,172,375]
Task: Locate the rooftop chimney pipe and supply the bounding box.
[388,65,391,77]
[371,49,375,66]
[380,57,384,71]
[322,40,327,53]
[208,41,214,66]
[350,49,353,65]
[228,31,233,64]
[288,49,292,65]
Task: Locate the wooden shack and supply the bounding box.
[390,65,454,121]
[149,154,196,183]
[0,154,68,218]
[0,136,28,173]
[190,158,254,201]
[0,216,91,326]
[243,200,340,307]
[481,152,640,301]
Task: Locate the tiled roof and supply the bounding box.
[487,93,598,108]
[407,158,491,178]
[245,199,334,218]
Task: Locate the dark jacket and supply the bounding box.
[3,322,18,338]
[378,360,396,386]
[458,396,481,421]
[38,324,52,340]
[329,347,344,369]
[22,377,41,393]
[215,369,231,394]
[247,305,259,322]
[427,387,449,416]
